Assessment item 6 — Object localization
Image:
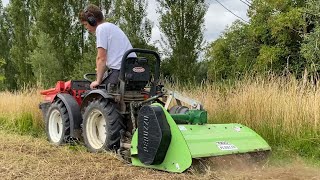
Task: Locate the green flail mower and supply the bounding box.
[39,49,271,173]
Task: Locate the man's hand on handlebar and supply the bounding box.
[90,80,100,89]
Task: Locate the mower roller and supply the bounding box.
[39,48,271,173]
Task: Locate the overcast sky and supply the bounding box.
[2,0,249,44]
[147,0,249,44]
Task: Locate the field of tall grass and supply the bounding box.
[0,75,319,160]
[0,88,43,136]
[173,75,320,159]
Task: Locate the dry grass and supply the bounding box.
[2,75,319,137]
[0,76,320,178]
[172,76,320,148]
[0,88,43,123]
[0,75,319,158]
[174,76,319,130]
[0,130,319,180]
[0,88,43,135]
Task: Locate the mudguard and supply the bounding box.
[80,89,114,112]
[56,93,82,138]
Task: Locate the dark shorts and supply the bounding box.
[102,69,120,85]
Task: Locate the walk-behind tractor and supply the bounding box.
[39,49,271,173]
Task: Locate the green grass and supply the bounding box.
[0,113,44,137]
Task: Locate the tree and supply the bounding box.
[0,0,14,90]
[29,0,88,87]
[113,0,153,49]
[300,0,320,75]
[157,0,208,82]
[206,0,308,80]
[29,33,64,87]
[247,0,306,74]
[7,0,34,88]
[0,58,5,89]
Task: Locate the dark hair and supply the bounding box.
[79,4,104,23]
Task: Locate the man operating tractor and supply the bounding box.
[79,4,136,89]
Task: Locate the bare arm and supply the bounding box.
[95,47,107,83]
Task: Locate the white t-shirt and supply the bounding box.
[96,22,135,70]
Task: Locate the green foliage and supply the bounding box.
[157,0,208,82]
[0,58,6,89]
[300,0,320,75]
[0,2,8,88]
[2,0,320,89]
[7,0,34,87]
[33,0,83,83]
[206,38,232,80]
[206,0,310,80]
[29,33,63,88]
[206,21,259,81]
[256,45,283,72]
[71,39,96,80]
[301,26,320,74]
[0,3,17,90]
[0,113,43,137]
[113,0,153,49]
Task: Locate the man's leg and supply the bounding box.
[102,69,120,86]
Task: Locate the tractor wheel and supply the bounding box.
[82,98,124,153]
[45,99,70,145]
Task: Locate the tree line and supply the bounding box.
[0,0,207,90]
[206,0,320,81]
[1,0,320,90]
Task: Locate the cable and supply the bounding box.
[214,0,249,23]
[240,0,251,7]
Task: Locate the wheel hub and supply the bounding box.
[48,109,63,143]
[86,109,107,150]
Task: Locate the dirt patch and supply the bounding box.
[0,131,319,180]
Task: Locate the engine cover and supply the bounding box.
[137,105,172,165]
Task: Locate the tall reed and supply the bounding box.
[170,75,320,158]
[0,75,319,158]
[0,88,43,136]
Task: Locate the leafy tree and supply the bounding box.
[29,33,63,87]
[0,58,5,89]
[89,0,112,16]
[71,39,96,80]
[157,0,208,82]
[247,0,306,74]
[113,0,153,50]
[206,21,259,81]
[7,0,34,88]
[300,0,320,75]
[29,0,87,87]
[0,1,15,90]
[206,0,308,80]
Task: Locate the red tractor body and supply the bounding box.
[40,80,89,105]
